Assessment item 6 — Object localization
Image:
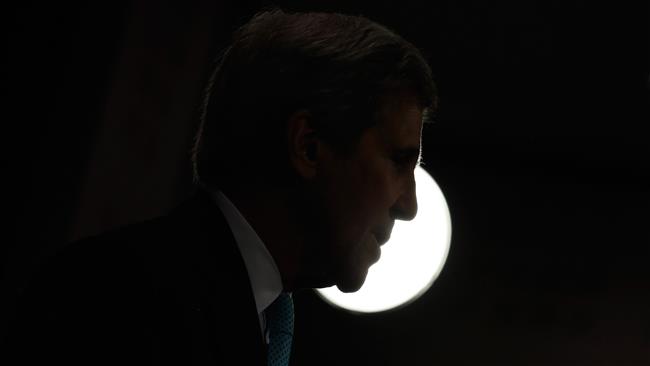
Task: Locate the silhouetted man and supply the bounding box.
[4,9,437,365]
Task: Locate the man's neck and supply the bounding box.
[223,186,304,292]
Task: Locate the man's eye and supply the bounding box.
[392,156,411,168]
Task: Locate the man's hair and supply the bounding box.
[192,9,437,191]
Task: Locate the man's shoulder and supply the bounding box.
[5,191,260,365]
[31,190,237,299]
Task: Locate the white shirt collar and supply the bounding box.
[210,190,283,315]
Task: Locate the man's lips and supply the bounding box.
[373,231,390,246]
[373,222,394,246]
[369,234,382,264]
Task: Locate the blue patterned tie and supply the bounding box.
[266,292,294,366]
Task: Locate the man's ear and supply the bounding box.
[287,110,326,180]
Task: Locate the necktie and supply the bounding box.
[266,292,294,366]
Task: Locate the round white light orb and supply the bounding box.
[316,166,452,313]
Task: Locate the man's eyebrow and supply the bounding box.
[394,147,423,165]
[394,147,420,156]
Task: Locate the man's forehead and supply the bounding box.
[376,96,424,146]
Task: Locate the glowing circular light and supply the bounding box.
[316,166,452,313]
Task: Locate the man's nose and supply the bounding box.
[390,174,418,221]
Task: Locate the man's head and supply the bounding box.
[192,9,437,292]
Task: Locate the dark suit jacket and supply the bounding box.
[4,189,267,365]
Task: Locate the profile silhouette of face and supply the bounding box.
[294,91,423,292]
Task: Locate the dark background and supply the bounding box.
[2,1,649,364]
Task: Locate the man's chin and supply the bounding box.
[335,270,368,293]
[336,284,361,293]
